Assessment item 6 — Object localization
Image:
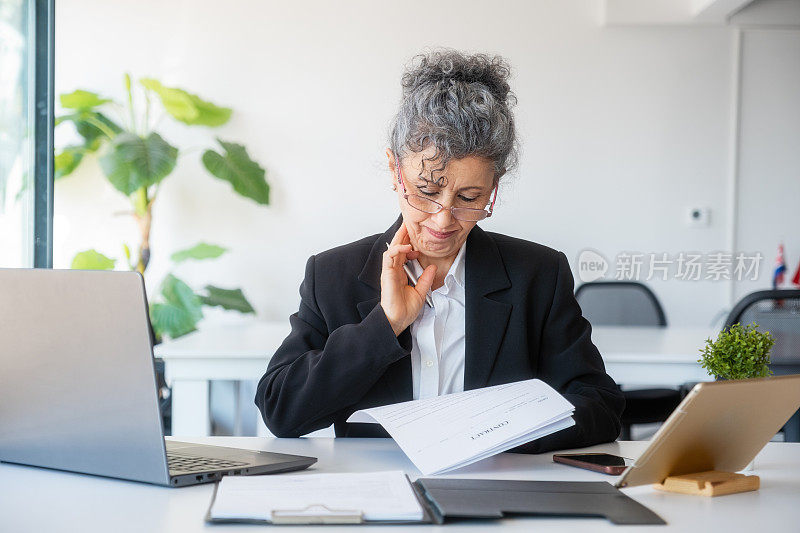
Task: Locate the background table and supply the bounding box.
[155,321,290,436]
[156,322,719,437]
[1,438,798,532]
[591,326,715,389]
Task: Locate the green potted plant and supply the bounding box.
[55,74,269,341]
[698,323,775,380]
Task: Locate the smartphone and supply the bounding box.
[552,453,633,475]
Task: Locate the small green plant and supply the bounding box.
[698,323,774,380]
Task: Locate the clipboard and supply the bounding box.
[204,475,440,525]
[204,476,665,526]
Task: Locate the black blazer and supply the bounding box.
[255,216,624,453]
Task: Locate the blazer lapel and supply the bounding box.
[354,216,512,398]
[357,215,411,402]
[357,214,403,299]
[464,225,512,390]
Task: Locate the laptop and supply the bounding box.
[0,268,316,487]
[616,374,800,488]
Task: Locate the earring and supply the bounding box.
[391,184,397,191]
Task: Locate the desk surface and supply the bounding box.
[2,437,798,532]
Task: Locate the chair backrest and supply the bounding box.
[724,289,800,364]
[575,281,667,327]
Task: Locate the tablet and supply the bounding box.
[616,374,800,488]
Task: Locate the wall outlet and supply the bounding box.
[687,207,711,228]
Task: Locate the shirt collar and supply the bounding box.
[450,242,466,289]
[410,241,467,291]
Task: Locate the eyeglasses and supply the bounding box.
[394,156,498,222]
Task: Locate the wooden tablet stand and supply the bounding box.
[654,470,760,497]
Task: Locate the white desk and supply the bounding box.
[1,438,798,532]
[156,322,717,437]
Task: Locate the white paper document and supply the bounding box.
[209,470,424,522]
[347,379,575,475]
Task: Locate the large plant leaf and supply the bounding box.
[200,286,255,314]
[149,302,198,339]
[149,274,204,339]
[171,243,227,263]
[161,274,203,323]
[99,132,178,195]
[140,78,232,127]
[55,111,123,178]
[74,111,123,148]
[60,89,111,110]
[57,111,122,150]
[55,145,85,179]
[54,90,118,182]
[71,249,116,270]
[202,139,269,205]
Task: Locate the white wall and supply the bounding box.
[733,27,800,302]
[54,0,799,329]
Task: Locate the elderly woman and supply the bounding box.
[255,50,624,453]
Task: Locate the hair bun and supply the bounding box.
[390,48,519,177]
[401,49,516,106]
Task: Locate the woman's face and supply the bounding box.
[387,147,498,261]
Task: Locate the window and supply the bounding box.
[0,0,53,268]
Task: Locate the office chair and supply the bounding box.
[574,281,667,326]
[575,281,681,440]
[145,303,172,435]
[724,289,800,442]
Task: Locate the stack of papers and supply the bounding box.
[347,379,575,475]
[209,471,424,522]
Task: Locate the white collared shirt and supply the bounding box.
[408,243,467,400]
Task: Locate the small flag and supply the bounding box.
[792,256,800,287]
[773,243,786,289]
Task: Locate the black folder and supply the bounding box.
[206,477,665,526]
[413,478,665,525]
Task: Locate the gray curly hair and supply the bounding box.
[389,49,519,181]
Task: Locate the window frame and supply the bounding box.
[32,0,54,268]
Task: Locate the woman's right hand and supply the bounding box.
[380,223,437,336]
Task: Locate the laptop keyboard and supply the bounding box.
[167,452,249,473]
